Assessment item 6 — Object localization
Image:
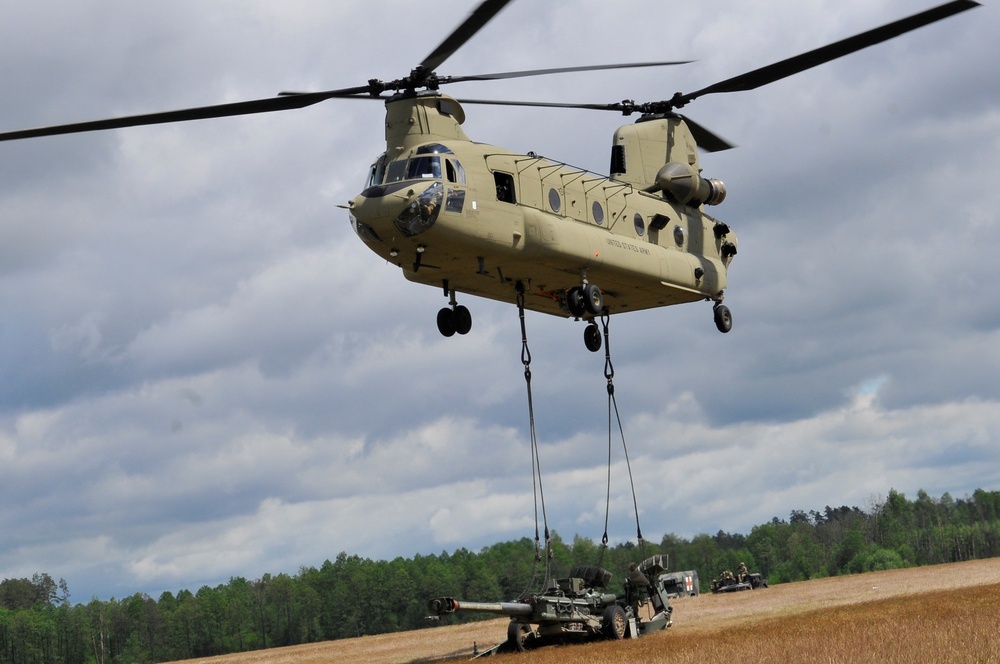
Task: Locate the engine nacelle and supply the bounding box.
[645,162,726,207]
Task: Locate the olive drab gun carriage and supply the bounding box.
[0,0,980,351]
[427,555,673,653]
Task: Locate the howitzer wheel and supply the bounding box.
[506,621,534,652]
[602,605,627,640]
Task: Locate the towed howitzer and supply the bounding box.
[427,555,674,653]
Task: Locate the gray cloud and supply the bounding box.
[2,0,999,601]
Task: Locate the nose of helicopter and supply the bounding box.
[349,181,444,245]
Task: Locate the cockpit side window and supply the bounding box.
[446,159,466,184]
[366,153,387,187]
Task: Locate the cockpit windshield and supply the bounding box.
[366,145,465,188]
[406,156,441,179]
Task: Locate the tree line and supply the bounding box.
[2,487,999,664]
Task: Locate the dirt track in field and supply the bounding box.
[167,557,1000,664]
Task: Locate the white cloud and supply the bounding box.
[1,0,998,600]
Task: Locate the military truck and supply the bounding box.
[428,554,674,653]
[657,570,700,597]
[710,571,768,593]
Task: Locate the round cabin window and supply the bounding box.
[592,201,605,225]
[674,225,686,247]
[548,188,561,213]
[634,213,645,236]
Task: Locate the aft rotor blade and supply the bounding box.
[457,97,623,111]
[0,85,374,142]
[456,97,736,152]
[679,115,735,153]
[420,0,512,73]
[443,60,692,84]
[673,0,980,107]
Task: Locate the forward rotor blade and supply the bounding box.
[0,85,373,142]
[420,0,512,73]
[443,61,692,84]
[673,0,980,107]
[1,0,511,143]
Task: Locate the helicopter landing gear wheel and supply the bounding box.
[602,605,628,640]
[566,286,586,318]
[437,305,473,337]
[582,283,603,316]
[584,322,602,352]
[437,281,472,338]
[506,621,534,652]
[436,307,455,337]
[567,283,603,318]
[452,305,472,335]
[713,304,733,334]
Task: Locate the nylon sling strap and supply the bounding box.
[598,311,646,565]
[516,283,552,586]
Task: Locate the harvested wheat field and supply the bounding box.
[169,558,1000,664]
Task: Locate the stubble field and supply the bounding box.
[168,558,1000,663]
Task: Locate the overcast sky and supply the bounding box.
[2,0,998,602]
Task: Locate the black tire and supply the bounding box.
[452,305,472,335]
[583,283,603,315]
[507,622,532,652]
[566,287,586,317]
[436,307,455,337]
[713,304,733,333]
[584,323,602,352]
[602,605,627,640]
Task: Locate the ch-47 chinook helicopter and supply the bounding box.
[0,0,979,352]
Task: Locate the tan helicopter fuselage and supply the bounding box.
[348,93,737,320]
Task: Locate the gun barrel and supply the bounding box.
[428,597,533,617]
